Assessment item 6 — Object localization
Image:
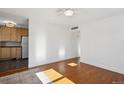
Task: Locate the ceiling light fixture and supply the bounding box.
[3,20,16,27]
[64,9,74,16]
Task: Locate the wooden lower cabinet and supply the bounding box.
[0,47,26,74]
[16,48,21,59]
[10,48,16,59]
[0,47,28,74]
[0,47,21,60]
[0,48,11,60]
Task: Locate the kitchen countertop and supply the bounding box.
[0,46,22,48]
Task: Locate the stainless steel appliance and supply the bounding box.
[21,36,28,59]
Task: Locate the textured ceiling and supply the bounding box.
[0,8,124,27]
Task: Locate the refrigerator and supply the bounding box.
[21,36,28,59]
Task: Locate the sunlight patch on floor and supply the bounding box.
[54,77,74,84]
[43,69,63,81]
[36,68,75,84]
[36,69,63,84]
[67,63,78,67]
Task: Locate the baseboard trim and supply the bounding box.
[29,57,79,70]
[81,62,124,75]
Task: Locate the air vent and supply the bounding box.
[71,26,78,30]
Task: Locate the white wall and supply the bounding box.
[80,14,124,74]
[29,18,78,68]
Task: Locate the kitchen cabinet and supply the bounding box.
[0,27,16,41]
[0,26,28,42]
[16,48,21,59]
[10,28,17,41]
[0,26,28,60]
[10,48,17,59]
[16,28,21,41]
[0,27,11,41]
[0,48,11,60]
[20,28,28,36]
[0,47,21,60]
[0,26,28,74]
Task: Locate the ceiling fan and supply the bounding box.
[56,8,77,17]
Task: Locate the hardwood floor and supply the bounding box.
[0,58,124,84]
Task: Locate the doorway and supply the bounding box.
[0,15,29,76]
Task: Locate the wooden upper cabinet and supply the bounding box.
[0,27,11,41]
[15,28,21,42]
[20,28,28,36]
[0,26,28,42]
[10,28,17,41]
[0,27,4,41]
